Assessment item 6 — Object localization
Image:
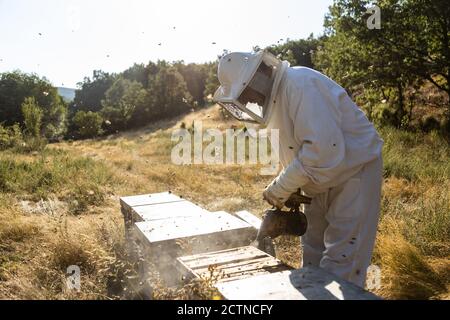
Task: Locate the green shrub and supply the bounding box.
[101,78,146,131]
[73,111,104,139]
[18,136,48,153]
[0,71,67,140]
[21,97,43,137]
[0,124,23,150]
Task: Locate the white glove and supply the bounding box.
[264,159,310,208]
[263,177,294,209]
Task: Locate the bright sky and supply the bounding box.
[0,0,333,88]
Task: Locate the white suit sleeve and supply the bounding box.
[275,77,346,193]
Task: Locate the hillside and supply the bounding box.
[0,105,448,299]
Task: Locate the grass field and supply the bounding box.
[0,105,448,299]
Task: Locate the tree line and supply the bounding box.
[1,0,448,148]
[267,0,449,134]
[314,0,449,132]
[0,60,219,144]
[68,60,219,139]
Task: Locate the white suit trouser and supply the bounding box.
[301,156,383,287]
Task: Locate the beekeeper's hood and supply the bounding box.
[213,51,289,125]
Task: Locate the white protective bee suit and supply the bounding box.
[214,51,384,287]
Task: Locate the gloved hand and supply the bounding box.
[263,177,293,209]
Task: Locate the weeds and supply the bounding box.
[0,106,448,299]
[374,218,446,299]
[0,148,114,205]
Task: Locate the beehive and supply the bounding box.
[120,192,381,300]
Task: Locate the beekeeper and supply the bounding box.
[213,51,383,288]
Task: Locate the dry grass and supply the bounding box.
[373,217,447,299]
[0,105,448,299]
[371,126,450,299]
[0,199,136,299]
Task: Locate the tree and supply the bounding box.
[72,111,104,139]
[21,97,43,137]
[0,71,67,139]
[203,61,219,103]
[72,70,116,113]
[101,78,148,131]
[0,124,23,150]
[123,63,149,87]
[313,26,416,126]
[146,61,192,119]
[315,0,450,125]
[266,35,321,68]
[174,62,209,107]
